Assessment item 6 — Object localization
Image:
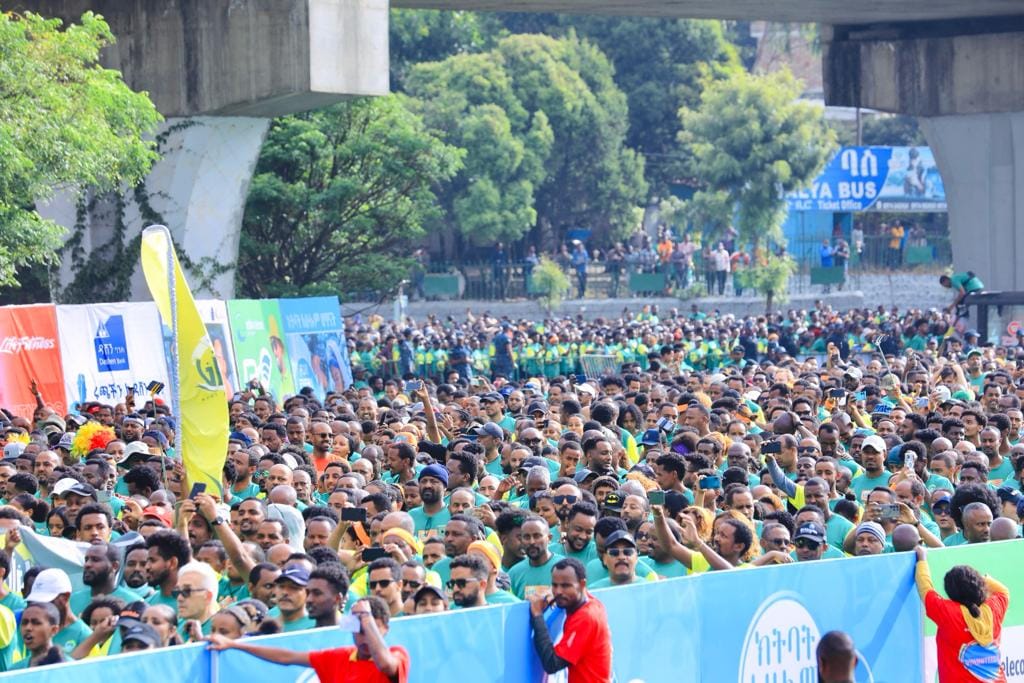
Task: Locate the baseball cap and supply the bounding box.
[480,392,504,404]
[794,521,826,545]
[413,584,447,604]
[843,367,864,381]
[996,487,1022,505]
[861,435,887,453]
[122,416,145,428]
[66,482,97,500]
[520,456,548,472]
[418,463,449,488]
[119,441,151,465]
[2,442,26,461]
[966,347,983,357]
[275,565,311,587]
[577,383,597,397]
[572,468,597,484]
[56,432,74,451]
[474,422,504,440]
[604,529,637,548]
[855,521,886,545]
[52,478,81,497]
[142,506,173,527]
[38,415,67,433]
[121,622,161,649]
[118,600,148,626]
[26,568,72,602]
[228,431,252,447]
[526,401,548,416]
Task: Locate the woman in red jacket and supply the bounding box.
[915,546,1010,682]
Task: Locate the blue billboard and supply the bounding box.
[788,146,946,213]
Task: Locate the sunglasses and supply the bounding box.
[523,438,543,445]
[607,547,636,557]
[446,578,477,589]
[794,538,820,550]
[172,587,204,599]
[553,495,578,505]
[368,580,393,589]
[767,537,792,547]
[797,447,819,454]
[932,505,951,516]
[401,580,422,589]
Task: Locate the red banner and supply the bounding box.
[0,305,66,419]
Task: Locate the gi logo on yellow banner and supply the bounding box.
[192,336,224,393]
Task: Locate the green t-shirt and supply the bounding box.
[648,558,689,579]
[408,506,451,543]
[280,614,318,633]
[549,540,598,566]
[508,555,561,599]
[145,588,178,614]
[988,457,1016,487]
[848,472,892,503]
[218,577,251,604]
[923,472,954,493]
[825,513,855,550]
[943,531,967,547]
[230,481,262,501]
[0,592,26,613]
[589,576,644,589]
[176,617,213,642]
[70,585,144,616]
[483,457,506,480]
[485,590,520,604]
[54,619,92,656]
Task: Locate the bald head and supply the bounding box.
[891,523,921,552]
[990,517,1020,541]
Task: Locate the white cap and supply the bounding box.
[118,441,150,464]
[577,383,597,397]
[861,435,887,453]
[26,568,72,603]
[52,478,81,497]
[281,453,299,469]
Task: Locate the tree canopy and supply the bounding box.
[0,11,160,289]
[237,96,462,300]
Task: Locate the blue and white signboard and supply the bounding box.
[788,146,946,213]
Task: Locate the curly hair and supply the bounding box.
[944,565,988,618]
[949,483,999,529]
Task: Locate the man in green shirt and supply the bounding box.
[174,561,219,641]
[848,435,892,503]
[508,516,560,599]
[273,565,317,633]
[408,465,452,542]
[589,531,642,589]
[70,542,144,614]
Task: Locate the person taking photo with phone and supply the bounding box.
[207,596,409,683]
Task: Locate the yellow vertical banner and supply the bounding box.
[140,225,227,496]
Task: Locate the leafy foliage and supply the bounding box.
[237,96,462,300]
[407,33,646,249]
[532,255,570,313]
[679,68,835,247]
[0,11,161,289]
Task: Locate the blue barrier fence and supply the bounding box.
[0,552,922,682]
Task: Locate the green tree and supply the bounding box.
[679,68,834,309]
[679,68,835,248]
[237,96,462,300]
[498,34,647,247]
[389,10,493,91]
[406,51,554,249]
[862,114,926,146]
[0,11,161,291]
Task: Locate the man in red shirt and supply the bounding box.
[207,595,409,683]
[529,557,613,683]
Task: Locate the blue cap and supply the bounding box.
[229,431,252,447]
[418,463,449,487]
[275,565,310,587]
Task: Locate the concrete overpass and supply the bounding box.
[18,1,1024,320]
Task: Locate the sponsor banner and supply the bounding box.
[195,299,240,399]
[278,296,353,398]
[0,304,66,418]
[923,540,1024,682]
[788,146,946,213]
[698,553,921,682]
[227,299,295,401]
[56,302,171,410]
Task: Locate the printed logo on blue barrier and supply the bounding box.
[94,315,129,371]
[739,592,820,683]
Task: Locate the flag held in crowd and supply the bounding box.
[140,225,228,496]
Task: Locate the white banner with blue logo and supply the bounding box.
[56,302,172,411]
